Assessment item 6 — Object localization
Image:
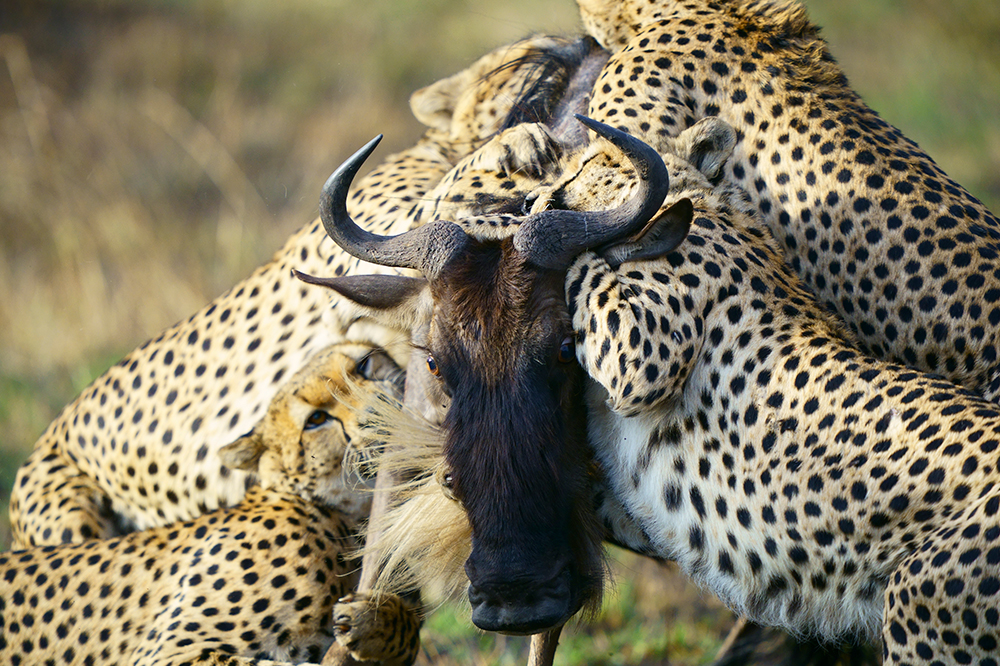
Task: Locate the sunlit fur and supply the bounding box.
[345,381,471,601]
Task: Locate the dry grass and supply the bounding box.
[0,0,997,662]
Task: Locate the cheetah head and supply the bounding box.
[218,342,403,520]
[410,35,610,157]
[529,115,741,229]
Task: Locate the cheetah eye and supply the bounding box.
[426,355,440,376]
[355,355,373,378]
[557,336,575,364]
[304,410,331,430]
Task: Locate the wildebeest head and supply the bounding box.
[298,117,692,634]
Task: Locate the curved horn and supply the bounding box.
[514,115,668,270]
[319,135,468,278]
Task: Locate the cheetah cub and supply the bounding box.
[0,343,421,666]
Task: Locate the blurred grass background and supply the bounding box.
[0,0,997,662]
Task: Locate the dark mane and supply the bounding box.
[480,38,599,132]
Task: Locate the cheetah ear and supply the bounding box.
[218,431,266,472]
[295,272,432,332]
[410,69,473,131]
[676,117,737,181]
[598,198,694,270]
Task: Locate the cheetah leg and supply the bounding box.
[984,365,1000,403]
[9,442,122,548]
[881,495,1000,665]
[137,624,333,666]
[164,653,317,665]
[319,472,421,666]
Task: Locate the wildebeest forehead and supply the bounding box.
[433,240,568,379]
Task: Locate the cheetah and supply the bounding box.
[0,341,423,666]
[548,0,1000,402]
[9,34,607,548]
[564,121,1000,666]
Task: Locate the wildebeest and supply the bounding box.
[297,115,695,634]
[318,111,1000,663]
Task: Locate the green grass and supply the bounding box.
[0,352,120,546]
[413,551,731,666]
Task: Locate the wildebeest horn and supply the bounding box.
[514,115,669,270]
[319,135,469,279]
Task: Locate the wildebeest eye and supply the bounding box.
[557,336,575,364]
[426,355,440,376]
[522,192,539,215]
[437,467,458,502]
[304,410,331,430]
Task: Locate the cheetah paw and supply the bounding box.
[473,123,563,179]
[331,592,422,666]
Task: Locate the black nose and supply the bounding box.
[467,569,573,635]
